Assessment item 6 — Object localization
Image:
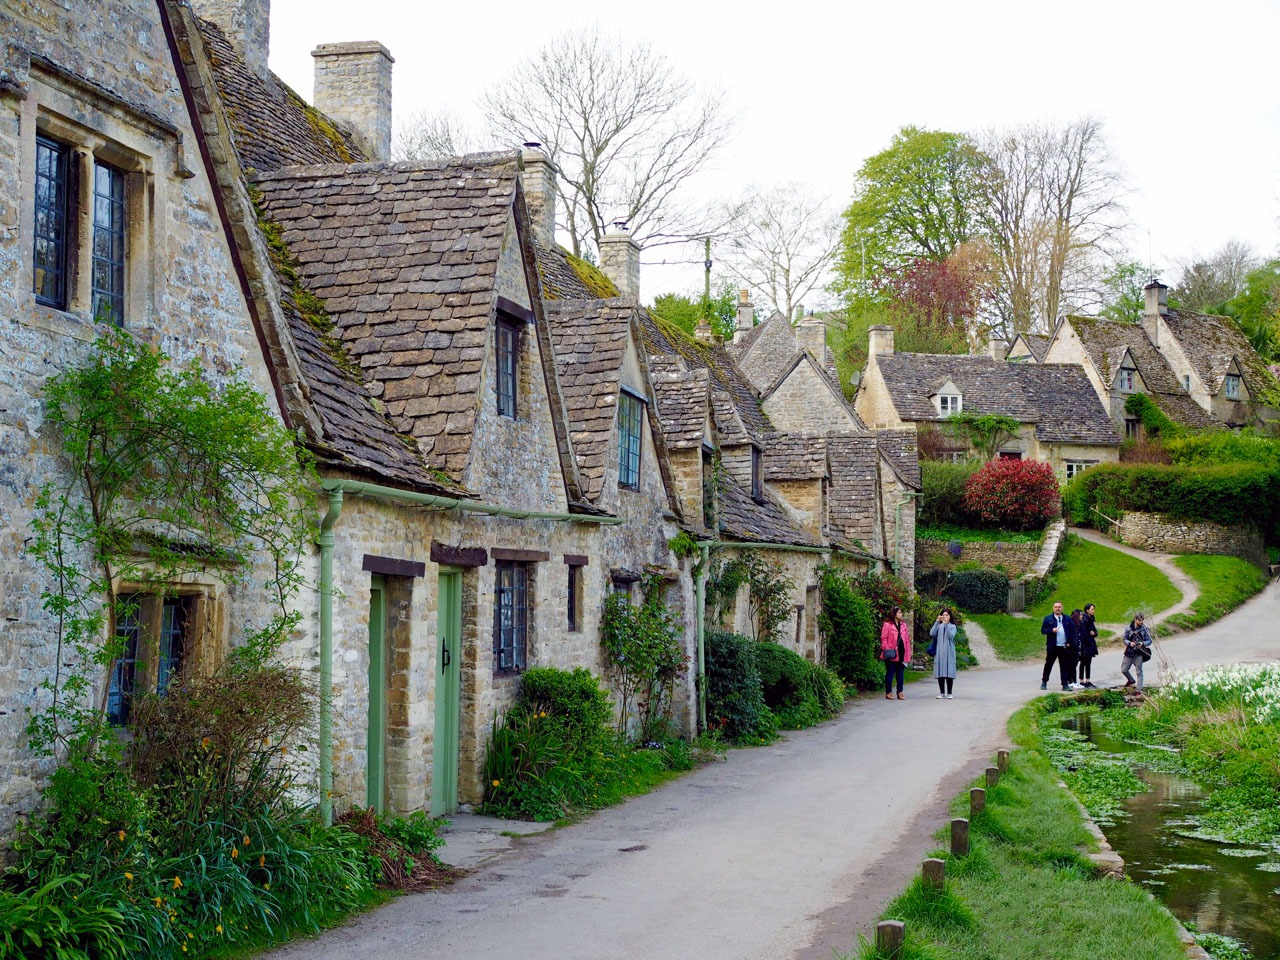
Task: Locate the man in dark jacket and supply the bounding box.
[1039,601,1077,691]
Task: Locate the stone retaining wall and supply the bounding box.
[916,537,1042,577]
[1119,511,1266,567]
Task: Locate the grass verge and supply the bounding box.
[964,536,1180,660]
[1160,555,1267,634]
[845,703,1189,960]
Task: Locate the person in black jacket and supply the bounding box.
[1078,603,1099,688]
[1040,601,1077,691]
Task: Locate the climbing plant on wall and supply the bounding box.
[706,553,796,642]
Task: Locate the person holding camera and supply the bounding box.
[1122,612,1152,692]
[930,608,958,699]
[880,605,910,701]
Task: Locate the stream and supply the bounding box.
[1062,712,1280,960]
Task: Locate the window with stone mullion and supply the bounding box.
[618,391,643,489]
[92,160,126,325]
[496,320,519,418]
[33,136,71,309]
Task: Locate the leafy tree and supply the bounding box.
[650,279,739,340]
[718,182,839,319]
[836,126,988,298]
[482,27,732,258]
[1097,260,1156,323]
[942,411,1021,461]
[1217,259,1280,361]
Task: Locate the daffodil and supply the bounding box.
[172,876,183,890]
[216,924,223,935]
[231,846,238,859]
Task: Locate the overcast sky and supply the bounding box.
[267,0,1280,303]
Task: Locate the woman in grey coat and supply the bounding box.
[930,608,958,699]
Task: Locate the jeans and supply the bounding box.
[884,660,905,693]
[1122,653,1145,690]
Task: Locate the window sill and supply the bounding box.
[21,306,100,342]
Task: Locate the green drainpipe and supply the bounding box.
[317,488,344,825]
[313,477,623,823]
[692,538,831,731]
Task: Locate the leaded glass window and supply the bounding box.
[618,391,643,489]
[33,136,70,309]
[493,561,528,673]
[92,161,126,325]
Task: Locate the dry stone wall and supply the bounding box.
[916,538,1042,577]
[1120,511,1266,567]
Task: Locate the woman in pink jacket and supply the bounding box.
[880,605,912,700]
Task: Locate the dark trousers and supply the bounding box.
[1078,656,1093,681]
[1041,646,1076,687]
[884,660,905,693]
[937,677,954,695]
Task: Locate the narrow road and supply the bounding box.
[266,581,1278,960]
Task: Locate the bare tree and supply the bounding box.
[1174,238,1258,310]
[482,28,733,257]
[392,109,482,162]
[977,117,1128,336]
[718,183,839,318]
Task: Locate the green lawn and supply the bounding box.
[1161,554,1268,634]
[966,536,1180,661]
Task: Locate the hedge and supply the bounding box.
[1064,461,1279,527]
[919,460,980,527]
[755,642,844,729]
[705,630,776,743]
[946,569,1009,613]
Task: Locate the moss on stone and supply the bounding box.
[566,252,619,299]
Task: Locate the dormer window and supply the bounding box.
[938,394,962,414]
[1118,368,1135,392]
[751,445,764,502]
[1183,374,1191,391]
[1224,374,1242,400]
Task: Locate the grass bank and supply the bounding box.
[845,705,1188,960]
[966,536,1180,660]
[1160,555,1268,634]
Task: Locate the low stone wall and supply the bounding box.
[1119,511,1266,567]
[916,537,1043,578]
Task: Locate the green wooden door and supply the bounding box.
[367,575,387,814]
[431,570,462,816]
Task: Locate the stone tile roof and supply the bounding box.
[648,357,708,451]
[873,352,1119,444]
[876,429,921,490]
[717,473,822,547]
[1162,309,1277,399]
[1066,316,1216,430]
[533,238,620,301]
[763,433,828,480]
[1010,332,1051,361]
[253,153,521,480]
[826,434,881,549]
[544,299,634,502]
[197,18,364,172]
[732,312,800,392]
[711,389,754,446]
[638,311,771,440]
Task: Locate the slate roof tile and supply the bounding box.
[826,434,881,549]
[763,433,828,480]
[647,358,708,451]
[717,473,822,547]
[1161,309,1278,399]
[876,430,922,490]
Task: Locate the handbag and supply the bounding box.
[926,639,938,657]
[881,647,898,661]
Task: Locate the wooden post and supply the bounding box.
[998,749,1010,772]
[951,817,969,856]
[922,857,945,891]
[970,787,985,815]
[985,765,999,788]
[876,920,905,957]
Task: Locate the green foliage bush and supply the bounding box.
[920,460,980,527]
[1124,393,1183,440]
[1165,429,1280,469]
[1064,461,1278,527]
[600,579,688,741]
[705,630,777,744]
[818,566,881,690]
[517,666,613,754]
[755,642,845,729]
[946,569,1009,614]
[0,876,130,960]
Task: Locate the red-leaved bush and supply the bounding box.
[963,458,1060,530]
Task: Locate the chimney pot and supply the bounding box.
[1144,280,1169,317]
[733,290,754,343]
[312,41,394,162]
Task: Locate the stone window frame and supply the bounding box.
[564,555,588,633]
[105,583,222,727]
[1223,373,1242,400]
[750,444,764,502]
[493,560,531,675]
[617,388,645,490]
[1124,418,1140,441]
[16,56,192,339]
[495,317,520,419]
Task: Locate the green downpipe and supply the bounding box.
[317,488,343,826]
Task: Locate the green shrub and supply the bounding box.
[0,876,131,960]
[964,458,1059,530]
[818,566,881,690]
[517,666,613,754]
[1165,429,1280,469]
[920,460,980,527]
[1065,461,1278,527]
[705,630,776,743]
[755,642,844,730]
[1125,392,1183,440]
[946,569,1008,613]
[1023,572,1057,609]
[600,582,688,741]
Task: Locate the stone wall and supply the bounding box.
[916,537,1043,577]
[1119,511,1266,567]
[762,358,857,433]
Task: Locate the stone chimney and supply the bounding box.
[193,0,270,77]
[987,336,1007,361]
[1143,280,1169,317]
[733,289,754,343]
[796,313,827,359]
[312,42,394,162]
[598,221,640,300]
[519,143,557,247]
[868,324,895,357]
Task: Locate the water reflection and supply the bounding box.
[1061,713,1280,959]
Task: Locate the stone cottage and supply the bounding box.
[856,325,1121,478]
